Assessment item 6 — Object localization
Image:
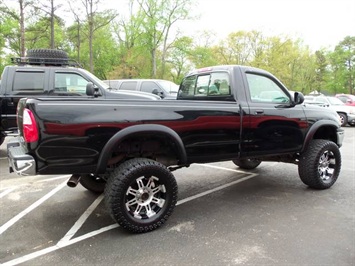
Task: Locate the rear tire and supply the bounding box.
[0,135,5,146]
[232,158,262,169]
[80,174,106,194]
[105,158,178,233]
[298,139,341,189]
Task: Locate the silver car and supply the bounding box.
[304,95,355,126]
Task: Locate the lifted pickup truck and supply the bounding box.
[7,65,344,233]
[0,49,159,146]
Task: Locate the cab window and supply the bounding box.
[141,81,161,93]
[55,73,88,94]
[178,72,231,100]
[13,71,45,92]
[246,73,290,104]
[119,81,137,91]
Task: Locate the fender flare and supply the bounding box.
[301,120,340,152]
[95,124,187,174]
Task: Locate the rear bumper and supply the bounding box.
[347,114,355,125]
[7,137,36,176]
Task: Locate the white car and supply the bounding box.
[103,79,179,99]
[304,95,355,127]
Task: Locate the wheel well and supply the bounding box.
[312,126,337,143]
[110,133,180,167]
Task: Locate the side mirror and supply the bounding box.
[152,89,164,98]
[86,82,99,97]
[294,92,304,105]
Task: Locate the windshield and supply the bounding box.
[327,97,345,105]
[157,80,179,94]
[80,68,110,89]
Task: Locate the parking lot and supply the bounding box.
[1,127,354,265]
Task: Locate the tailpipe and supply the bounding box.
[67,174,81,188]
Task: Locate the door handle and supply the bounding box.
[255,110,264,115]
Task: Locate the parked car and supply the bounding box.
[335,93,355,106]
[304,95,355,126]
[0,49,160,146]
[103,79,179,99]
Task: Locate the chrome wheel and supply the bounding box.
[105,158,178,233]
[125,176,166,219]
[318,150,336,183]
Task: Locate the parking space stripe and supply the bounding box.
[2,167,258,266]
[177,173,257,206]
[0,181,67,235]
[57,194,104,245]
[0,188,15,199]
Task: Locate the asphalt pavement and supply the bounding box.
[0,127,354,265]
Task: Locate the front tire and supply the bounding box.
[232,158,262,169]
[338,113,347,127]
[105,158,178,233]
[298,139,341,189]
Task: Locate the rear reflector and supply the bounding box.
[23,108,39,142]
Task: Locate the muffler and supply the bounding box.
[67,174,81,188]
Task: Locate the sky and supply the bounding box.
[179,0,355,51]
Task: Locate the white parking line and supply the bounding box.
[2,166,257,266]
[0,181,67,235]
[57,194,104,245]
[0,188,16,199]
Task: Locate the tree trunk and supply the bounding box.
[19,0,25,57]
[50,0,55,48]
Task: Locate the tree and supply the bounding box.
[327,36,355,94]
[166,36,193,83]
[36,0,63,48]
[136,0,194,78]
[72,0,117,72]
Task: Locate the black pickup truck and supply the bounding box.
[7,65,344,233]
[0,49,159,146]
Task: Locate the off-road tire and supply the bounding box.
[80,174,106,194]
[232,158,262,169]
[298,139,341,189]
[338,113,347,127]
[27,49,68,65]
[105,158,178,233]
[27,49,68,59]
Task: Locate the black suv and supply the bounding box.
[0,49,159,145]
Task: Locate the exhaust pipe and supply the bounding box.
[67,174,81,188]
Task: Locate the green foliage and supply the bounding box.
[0,0,354,95]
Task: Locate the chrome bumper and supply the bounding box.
[7,137,36,176]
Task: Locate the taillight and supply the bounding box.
[23,108,39,142]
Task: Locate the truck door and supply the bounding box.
[242,71,307,157]
[178,71,242,163]
[50,71,92,96]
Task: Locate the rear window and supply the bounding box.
[13,72,45,91]
[178,72,231,100]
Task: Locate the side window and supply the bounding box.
[13,72,45,92]
[337,96,346,103]
[178,72,231,98]
[141,81,161,93]
[119,81,137,91]
[246,73,290,104]
[55,73,88,94]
